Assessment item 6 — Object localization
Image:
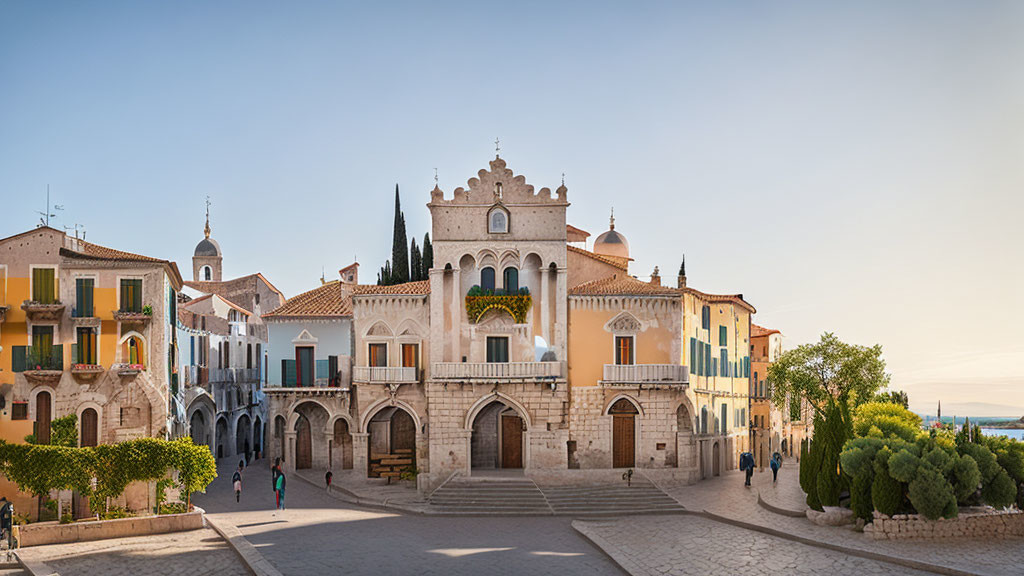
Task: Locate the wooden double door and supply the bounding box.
[296,415,312,469]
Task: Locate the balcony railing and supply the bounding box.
[431,361,562,380]
[11,346,64,373]
[353,366,419,384]
[113,309,152,323]
[602,364,689,385]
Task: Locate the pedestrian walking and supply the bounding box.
[770,452,782,483]
[325,469,333,492]
[0,497,12,551]
[740,451,754,486]
[275,468,287,511]
[232,466,243,503]
[271,458,281,509]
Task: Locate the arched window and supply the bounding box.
[488,207,509,233]
[502,267,518,293]
[480,267,496,292]
[203,266,212,281]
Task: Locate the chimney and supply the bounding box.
[650,266,661,286]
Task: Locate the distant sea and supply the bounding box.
[981,428,1024,441]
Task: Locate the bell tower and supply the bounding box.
[192,198,223,282]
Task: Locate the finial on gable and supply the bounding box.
[204,196,211,238]
[609,207,615,230]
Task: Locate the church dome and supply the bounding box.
[194,237,221,257]
[593,210,630,259]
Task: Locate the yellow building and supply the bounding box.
[0,226,183,445]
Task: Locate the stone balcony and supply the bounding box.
[601,364,689,387]
[21,300,65,322]
[112,309,152,324]
[70,364,105,381]
[113,363,145,377]
[353,366,419,384]
[431,361,563,381]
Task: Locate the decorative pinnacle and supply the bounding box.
[204,196,211,238]
[434,167,439,186]
[495,137,501,157]
[609,207,615,230]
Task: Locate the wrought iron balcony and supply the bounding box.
[431,361,562,381]
[13,345,64,383]
[353,366,418,384]
[113,308,152,324]
[601,364,689,386]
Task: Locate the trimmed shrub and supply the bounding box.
[887,449,920,483]
[871,449,903,516]
[853,402,921,442]
[950,454,981,504]
[960,443,999,484]
[908,464,957,520]
[981,469,1018,509]
[850,465,874,522]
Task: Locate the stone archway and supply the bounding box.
[712,441,721,476]
[215,417,229,459]
[253,417,263,459]
[295,414,312,469]
[470,400,525,470]
[366,406,416,479]
[189,410,207,448]
[291,401,330,470]
[675,403,695,469]
[235,414,252,458]
[332,418,353,470]
[609,398,638,469]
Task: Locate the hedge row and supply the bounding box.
[0,437,216,510]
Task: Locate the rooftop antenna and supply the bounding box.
[36,185,63,228]
[494,137,501,157]
[561,172,565,186]
[434,168,439,186]
[204,196,212,238]
[64,223,86,240]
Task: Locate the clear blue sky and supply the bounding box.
[2,1,1022,415]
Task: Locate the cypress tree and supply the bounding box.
[422,233,433,277]
[410,238,422,282]
[391,184,409,284]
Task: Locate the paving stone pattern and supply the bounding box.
[196,461,624,576]
[16,527,248,576]
[575,515,941,576]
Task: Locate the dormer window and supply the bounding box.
[488,206,509,234]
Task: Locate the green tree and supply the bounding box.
[409,237,422,282]
[25,414,78,447]
[422,233,433,278]
[853,401,921,442]
[872,389,909,408]
[769,332,890,419]
[390,184,409,284]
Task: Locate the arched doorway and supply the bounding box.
[674,403,693,469]
[274,415,286,463]
[295,414,312,469]
[35,391,52,444]
[189,410,207,448]
[253,418,262,459]
[333,419,353,470]
[366,406,416,478]
[81,408,98,447]
[471,400,525,470]
[609,398,638,468]
[215,417,229,459]
[712,441,721,476]
[236,414,251,458]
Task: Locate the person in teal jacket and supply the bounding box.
[275,469,287,510]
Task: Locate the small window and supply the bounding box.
[502,267,518,293]
[120,279,143,312]
[401,343,419,370]
[719,326,727,346]
[488,209,508,233]
[12,402,28,421]
[614,336,634,365]
[32,268,56,303]
[480,267,496,292]
[486,336,509,363]
[203,266,212,281]
[369,343,387,367]
[75,278,94,317]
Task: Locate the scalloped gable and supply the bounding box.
[429,156,568,206]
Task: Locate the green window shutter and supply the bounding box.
[85,279,94,316]
[133,280,142,311]
[719,326,727,346]
[12,346,26,373]
[75,280,83,316]
[71,343,79,365]
[689,338,696,374]
[52,344,63,370]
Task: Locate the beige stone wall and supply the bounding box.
[566,249,624,289]
[864,510,1024,540]
[352,295,429,372]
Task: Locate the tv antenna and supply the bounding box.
[36,185,63,227]
[64,223,87,240]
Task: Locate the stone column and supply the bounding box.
[450,268,462,362]
[284,431,297,472]
[554,267,567,360]
[540,266,551,347]
[429,269,444,366]
[352,432,370,477]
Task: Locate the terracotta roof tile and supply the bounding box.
[751,324,780,337]
[58,236,183,288]
[263,281,352,318]
[352,280,431,296]
[568,274,681,296]
[567,245,629,271]
[184,273,285,312]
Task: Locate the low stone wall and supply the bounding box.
[17,507,204,547]
[864,508,1024,540]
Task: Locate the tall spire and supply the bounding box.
[609,207,615,230]
[204,196,211,239]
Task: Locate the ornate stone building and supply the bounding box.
[263,155,754,492]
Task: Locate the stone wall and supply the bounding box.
[864,509,1024,540]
